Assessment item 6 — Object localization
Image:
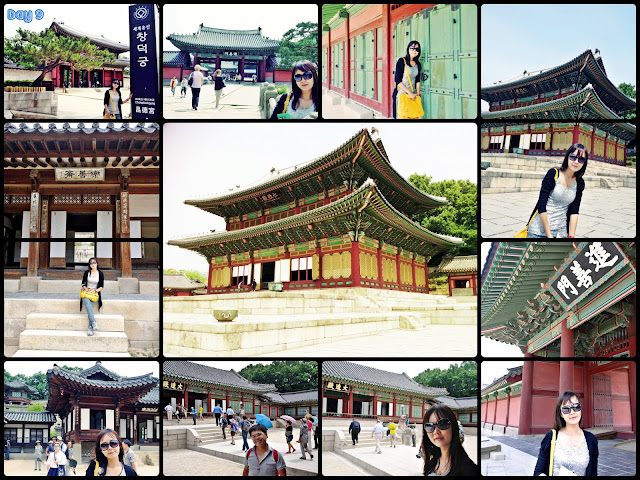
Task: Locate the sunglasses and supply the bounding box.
[89,261,97,264]
[568,153,586,164]
[294,71,314,82]
[409,46,420,51]
[561,403,582,415]
[100,440,120,450]
[423,418,451,433]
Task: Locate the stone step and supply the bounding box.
[26,313,125,332]
[19,329,129,353]
[13,349,131,357]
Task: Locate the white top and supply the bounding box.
[372,424,385,434]
[191,71,204,88]
[87,271,100,290]
[45,451,67,467]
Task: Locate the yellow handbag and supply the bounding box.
[514,168,559,238]
[80,289,99,302]
[397,58,424,119]
[548,429,556,476]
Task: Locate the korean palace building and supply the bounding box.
[168,128,461,294]
[322,4,477,119]
[4,123,160,278]
[481,362,635,439]
[322,361,477,426]
[162,361,318,418]
[481,49,636,165]
[46,362,160,457]
[164,25,280,83]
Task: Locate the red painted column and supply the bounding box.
[559,322,575,395]
[184,389,188,408]
[549,124,554,152]
[425,260,430,294]
[519,354,534,434]
[259,57,266,82]
[396,254,402,291]
[348,389,353,417]
[472,274,477,296]
[603,134,608,161]
[572,125,580,145]
[583,363,592,428]
[345,9,350,99]
[392,395,397,418]
[629,361,636,435]
[381,4,391,118]
[327,29,332,88]
[590,130,595,159]
[409,398,413,422]
[377,248,383,289]
[239,57,245,79]
[207,260,213,294]
[505,389,512,430]
[351,242,362,287]
[492,393,498,424]
[629,293,636,357]
[207,392,211,414]
[373,393,377,418]
[411,257,416,292]
[448,277,453,297]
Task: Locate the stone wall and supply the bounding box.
[4,91,58,115]
[163,427,187,450]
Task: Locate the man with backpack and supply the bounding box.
[349,417,361,445]
[243,424,286,476]
[240,416,252,452]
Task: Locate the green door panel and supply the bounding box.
[364,30,374,99]
[355,34,364,96]
[376,27,383,102]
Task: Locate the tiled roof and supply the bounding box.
[262,390,318,405]
[435,396,477,410]
[138,386,159,405]
[163,361,276,393]
[482,366,523,394]
[50,21,129,52]
[322,361,448,397]
[5,381,38,393]
[167,26,279,51]
[438,255,477,273]
[4,123,159,135]
[163,273,205,291]
[47,361,157,390]
[4,411,56,423]
[163,51,192,66]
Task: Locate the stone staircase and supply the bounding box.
[481,153,636,193]
[323,418,422,451]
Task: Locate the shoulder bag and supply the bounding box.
[397,59,424,119]
[103,91,116,119]
[514,168,559,238]
[548,429,557,476]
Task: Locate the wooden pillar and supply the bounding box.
[27,191,40,277]
[345,9,350,99]
[207,259,213,294]
[425,259,430,294]
[373,393,377,418]
[472,274,477,296]
[411,257,416,292]
[505,388,512,430]
[396,254,402,291]
[348,389,353,417]
[549,124,554,151]
[590,129,595,159]
[409,398,413,421]
[239,57,245,79]
[629,361,636,435]
[120,190,132,277]
[572,124,580,145]
[377,248,383,288]
[492,393,498,424]
[351,241,362,287]
[133,412,137,444]
[327,29,332,88]
[583,362,592,428]
[519,354,534,434]
[216,56,221,71]
[259,56,266,82]
[392,395,396,418]
[382,4,391,118]
[603,133,608,161]
[184,389,189,409]
[448,277,453,297]
[559,323,575,395]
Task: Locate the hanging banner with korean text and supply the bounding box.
[548,242,629,310]
[129,4,159,119]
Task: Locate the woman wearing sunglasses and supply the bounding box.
[534,391,598,476]
[81,257,104,336]
[526,144,588,238]
[421,405,476,476]
[270,60,318,119]
[86,429,137,476]
[393,41,423,119]
[103,78,132,120]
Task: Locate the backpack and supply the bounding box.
[247,446,279,463]
[352,421,361,432]
[221,417,228,427]
[242,420,252,433]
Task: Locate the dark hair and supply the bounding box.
[87,257,101,272]
[248,424,268,436]
[94,429,124,465]
[405,40,422,68]
[561,143,588,179]
[421,405,476,476]
[553,391,582,431]
[290,60,318,112]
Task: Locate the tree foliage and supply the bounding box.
[408,174,477,263]
[413,362,477,398]
[239,361,318,393]
[276,22,318,70]
[618,83,636,121]
[4,27,116,86]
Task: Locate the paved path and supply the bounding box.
[163,84,262,119]
[481,429,637,476]
[54,87,137,119]
[257,324,477,358]
[3,458,158,476]
[481,188,636,238]
[323,451,374,476]
[323,434,477,476]
[163,449,244,476]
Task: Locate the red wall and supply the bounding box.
[164,66,183,81]
[495,398,508,426]
[508,395,521,427]
[610,369,632,430]
[273,69,291,83]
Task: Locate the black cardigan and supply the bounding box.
[394,57,422,93]
[80,270,104,312]
[85,460,137,476]
[529,168,585,232]
[270,92,317,119]
[103,88,124,117]
[214,77,226,91]
[533,429,598,476]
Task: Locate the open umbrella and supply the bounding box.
[312,416,318,425]
[254,414,273,429]
[280,415,297,424]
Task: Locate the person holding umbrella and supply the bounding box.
[243,424,286,476]
[284,420,296,454]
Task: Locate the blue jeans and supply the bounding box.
[241,431,249,451]
[527,230,566,238]
[83,297,98,329]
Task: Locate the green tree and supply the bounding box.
[413,362,477,398]
[4,27,116,87]
[618,83,636,121]
[276,22,318,70]
[239,361,318,393]
[408,175,477,263]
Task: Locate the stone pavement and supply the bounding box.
[2,457,158,476]
[54,87,136,119]
[481,429,637,476]
[256,324,477,358]
[163,84,262,119]
[323,433,477,476]
[481,187,637,238]
[323,450,374,476]
[163,448,244,476]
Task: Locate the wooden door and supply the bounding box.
[592,374,613,427]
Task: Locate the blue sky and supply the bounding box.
[481,4,636,110]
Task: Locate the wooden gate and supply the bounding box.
[592,374,613,427]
